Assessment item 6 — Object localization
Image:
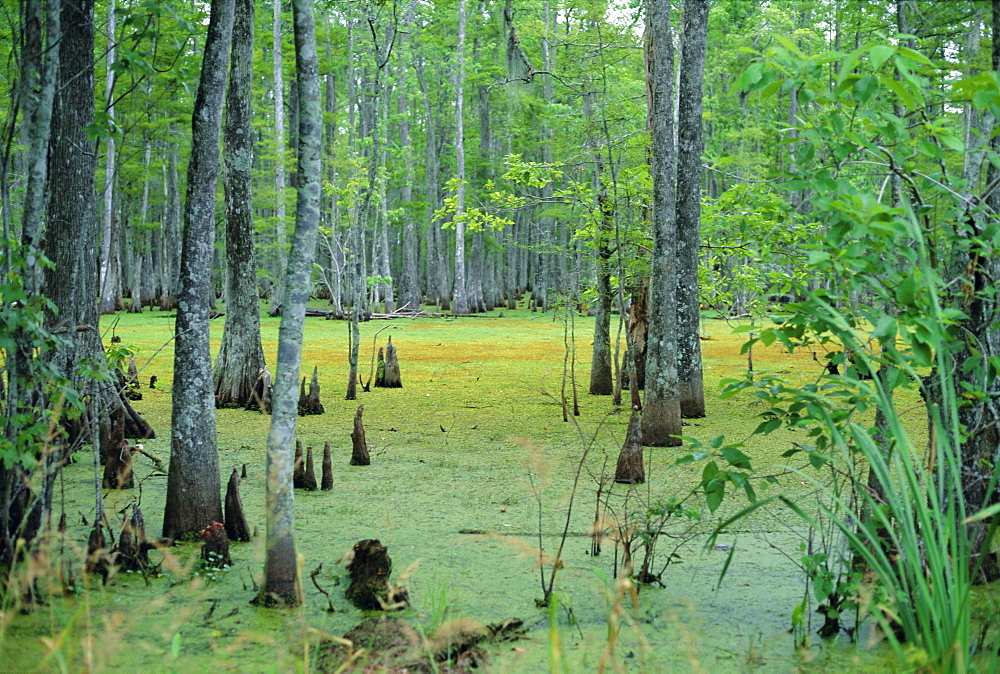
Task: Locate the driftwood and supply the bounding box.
[321,441,333,490]
[614,408,645,484]
[303,446,318,491]
[200,521,231,567]
[224,468,252,542]
[306,303,425,321]
[294,440,306,488]
[350,406,370,466]
[298,366,324,415]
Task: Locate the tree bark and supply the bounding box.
[675,0,709,418]
[162,0,234,540]
[268,0,288,317]
[258,0,322,606]
[642,0,683,447]
[452,0,470,315]
[214,0,266,409]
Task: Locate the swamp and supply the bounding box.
[2,303,996,671]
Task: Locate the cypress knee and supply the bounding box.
[350,405,370,466]
[294,439,305,487]
[321,441,333,489]
[303,446,318,490]
[224,468,252,542]
[614,408,645,484]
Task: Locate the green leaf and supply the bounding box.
[869,45,895,70]
[722,446,753,470]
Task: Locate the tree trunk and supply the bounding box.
[19,0,58,296]
[268,0,288,317]
[452,0,469,315]
[214,0,266,409]
[162,0,234,540]
[642,0,683,447]
[675,0,709,419]
[258,0,322,606]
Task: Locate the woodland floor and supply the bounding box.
[1,301,991,671]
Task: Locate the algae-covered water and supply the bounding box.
[0,305,954,670]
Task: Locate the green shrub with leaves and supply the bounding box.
[710,37,1000,670]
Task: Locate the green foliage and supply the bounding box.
[0,244,82,470]
[700,183,812,315]
[710,36,1000,668]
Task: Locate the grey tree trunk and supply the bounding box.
[258,0,320,608]
[641,0,683,446]
[20,0,58,295]
[162,0,234,540]
[214,0,265,409]
[269,0,288,317]
[98,0,118,314]
[452,0,470,315]
[584,91,613,396]
[675,0,708,418]
[44,0,103,419]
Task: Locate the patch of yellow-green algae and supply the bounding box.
[0,303,955,671]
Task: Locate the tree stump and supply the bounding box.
[86,523,112,584]
[103,438,135,489]
[321,441,333,490]
[345,539,408,610]
[100,403,126,465]
[224,468,252,542]
[379,337,402,388]
[374,347,386,387]
[294,440,306,488]
[298,365,325,415]
[303,446,318,491]
[200,521,231,567]
[126,356,140,390]
[116,506,151,572]
[247,366,273,413]
[350,406,370,466]
[614,408,645,484]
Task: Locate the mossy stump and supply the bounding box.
[345,539,407,610]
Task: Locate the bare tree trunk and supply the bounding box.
[642,0,682,447]
[675,0,709,418]
[162,0,234,540]
[269,0,288,317]
[98,0,117,315]
[258,0,321,607]
[19,0,58,295]
[214,0,266,409]
[452,0,469,315]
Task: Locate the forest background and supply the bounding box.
[4,0,1000,671]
